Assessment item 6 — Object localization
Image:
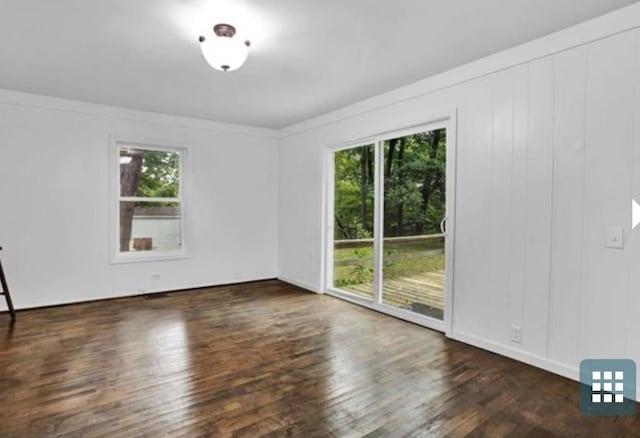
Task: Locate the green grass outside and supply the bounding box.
[333,241,445,288]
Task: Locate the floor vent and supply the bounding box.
[143,292,171,300]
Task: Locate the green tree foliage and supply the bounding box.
[136,150,180,198]
[334,145,374,239]
[333,129,446,240]
[384,130,446,237]
[119,149,180,251]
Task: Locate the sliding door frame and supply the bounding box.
[324,110,458,336]
[324,139,377,307]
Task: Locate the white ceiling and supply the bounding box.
[0,0,636,128]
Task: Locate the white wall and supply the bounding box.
[2,0,639,399]
[0,90,278,309]
[278,4,640,395]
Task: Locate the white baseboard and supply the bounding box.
[451,329,578,380]
[270,284,640,402]
[452,330,640,402]
[277,276,322,293]
[10,276,277,311]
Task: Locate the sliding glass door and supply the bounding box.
[328,121,453,330]
[381,130,446,320]
[332,144,375,300]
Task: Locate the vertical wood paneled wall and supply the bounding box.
[278,27,640,396]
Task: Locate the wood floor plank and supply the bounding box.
[0,279,638,437]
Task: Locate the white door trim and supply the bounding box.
[323,109,458,336]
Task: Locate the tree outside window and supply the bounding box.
[116,145,184,257]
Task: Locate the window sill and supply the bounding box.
[110,250,190,265]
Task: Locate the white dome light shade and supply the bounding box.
[199,24,250,72]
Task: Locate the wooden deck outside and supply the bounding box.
[340,270,445,319]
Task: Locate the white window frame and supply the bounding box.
[109,139,189,264]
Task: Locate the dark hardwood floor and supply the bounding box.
[0,280,638,437]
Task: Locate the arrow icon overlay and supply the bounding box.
[633,199,640,230]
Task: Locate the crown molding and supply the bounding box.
[280,2,640,138]
[3,1,640,141]
[0,88,279,139]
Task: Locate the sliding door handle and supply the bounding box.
[440,216,447,235]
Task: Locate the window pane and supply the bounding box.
[119,201,182,252]
[120,148,180,198]
[381,129,446,320]
[333,144,375,300]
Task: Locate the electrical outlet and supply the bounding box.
[606,227,624,249]
[511,325,522,344]
[149,274,161,292]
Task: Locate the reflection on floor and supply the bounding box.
[343,270,445,319]
[1,280,639,436]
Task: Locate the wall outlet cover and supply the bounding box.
[606,227,624,249]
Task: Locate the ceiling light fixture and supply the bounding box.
[199,24,250,72]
